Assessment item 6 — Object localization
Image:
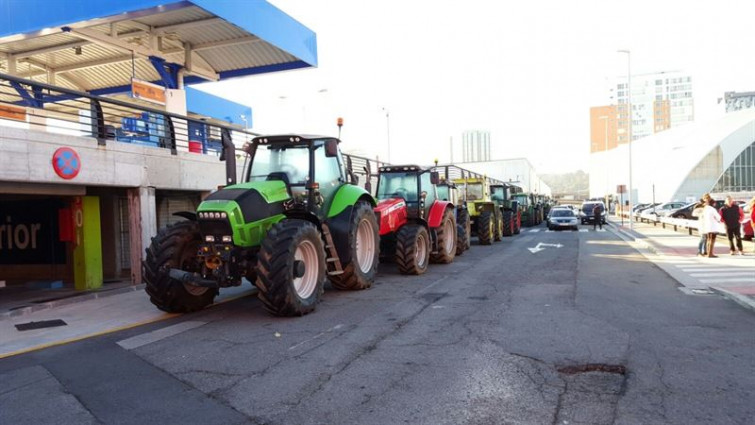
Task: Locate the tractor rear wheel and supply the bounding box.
[477,210,494,245]
[330,202,380,291]
[431,208,456,264]
[502,210,513,236]
[456,208,470,255]
[494,210,503,241]
[395,224,430,275]
[513,211,521,234]
[143,221,217,313]
[256,220,326,316]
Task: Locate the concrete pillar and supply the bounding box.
[72,196,103,291]
[126,186,156,285]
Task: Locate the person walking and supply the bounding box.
[720,196,744,255]
[703,197,722,258]
[692,196,709,256]
[749,197,755,255]
[592,203,603,230]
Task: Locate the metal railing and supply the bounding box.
[0,72,255,184]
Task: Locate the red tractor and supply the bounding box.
[374,165,457,275]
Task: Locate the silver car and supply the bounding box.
[547,208,579,231]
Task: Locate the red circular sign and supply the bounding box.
[52,147,81,179]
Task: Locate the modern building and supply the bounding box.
[588,108,755,204]
[590,71,694,153]
[721,91,755,113]
[455,158,552,197]
[461,130,491,162]
[0,1,318,295]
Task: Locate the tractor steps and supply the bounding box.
[321,223,344,276]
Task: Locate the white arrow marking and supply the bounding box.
[528,242,563,254]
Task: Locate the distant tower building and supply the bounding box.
[462,130,491,162]
[590,71,694,153]
[721,91,755,113]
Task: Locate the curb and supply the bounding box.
[709,287,755,312]
[1,284,146,321]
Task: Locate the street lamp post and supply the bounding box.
[381,107,391,163]
[599,115,609,209]
[618,49,633,230]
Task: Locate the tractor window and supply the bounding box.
[436,185,449,201]
[420,172,437,206]
[313,141,343,203]
[376,172,419,204]
[467,183,484,200]
[513,194,529,206]
[491,187,505,202]
[247,145,310,185]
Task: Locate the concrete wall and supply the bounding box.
[0,126,237,191]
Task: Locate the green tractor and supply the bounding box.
[453,176,503,245]
[490,183,521,236]
[513,192,537,227]
[143,135,380,317]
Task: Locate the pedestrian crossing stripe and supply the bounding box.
[678,268,752,272]
[690,272,755,277]
[699,277,755,283]
[579,229,588,232]
[529,229,540,233]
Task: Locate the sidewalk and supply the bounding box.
[608,217,755,311]
[0,284,256,359]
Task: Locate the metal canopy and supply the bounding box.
[0,0,318,94]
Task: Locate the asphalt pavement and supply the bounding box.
[1,222,754,424]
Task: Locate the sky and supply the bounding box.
[199,0,755,174]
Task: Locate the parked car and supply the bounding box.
[649,201,688,217]
[546,206,570,227]
[634,203,660,214]
[580,201,606,225]
[669,202,698,219]
[547,208,579,231]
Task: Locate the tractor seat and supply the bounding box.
[266,172,290,185]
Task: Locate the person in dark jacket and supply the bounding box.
[720,196,744,255]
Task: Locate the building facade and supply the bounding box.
[462,130,491,162]
[590,71,694,153]
[455,158,552,197]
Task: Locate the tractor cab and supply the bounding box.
[375,165,440,221]
[436,179,460,205]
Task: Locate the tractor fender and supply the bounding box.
[427,201,454,228]
[173,211,197,221]
[374,198,408,236]
[328,185,375,218]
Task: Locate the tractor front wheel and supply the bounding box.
[431,208,456,264]
[143,221,217,313]
[503,210,513,236]
[329,201,380,291]
[456,208,470,256]
[256,220,326,316]
[396,224,430,275]
[494,210,503,242]
[478,210,494,245]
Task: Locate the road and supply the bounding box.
[2,225,754,425]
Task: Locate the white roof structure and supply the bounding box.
[590,109,755,203]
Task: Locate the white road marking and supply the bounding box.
[680,268,750,273]
[579,229,588,232]
[117,321,207,350]
[690,272,755,278]
[529,229,540,233]
[699,277,755,284]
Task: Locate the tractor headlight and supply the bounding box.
[222,235,233,243]
[205,235,215,242]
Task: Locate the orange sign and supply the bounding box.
[0,104,27,121]
[131,79,166,105]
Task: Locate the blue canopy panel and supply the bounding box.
[0,0,317,93]
[186,87,252,128]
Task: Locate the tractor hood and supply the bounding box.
[375,198,406,215]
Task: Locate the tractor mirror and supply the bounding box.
[430,171,440,185]
[325,139,339,157]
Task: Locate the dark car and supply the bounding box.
[669,202,697,219]
[580,201,606,225]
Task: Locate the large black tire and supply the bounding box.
[456,208,470,255]
[329,202,380,291]
[143,221,217,313]
[502,210,513,236]
[431,208,456,264]
[255,220,327,316]
[477,210,494,245]
[494,209,503,242]
[513,211,521,235]
[395,224,430,275]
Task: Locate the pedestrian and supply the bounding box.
[749,197,755,255]
[691,196,708,256]
[592,203,603,230]
[703,197,723,258]
[719,196,744,255]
